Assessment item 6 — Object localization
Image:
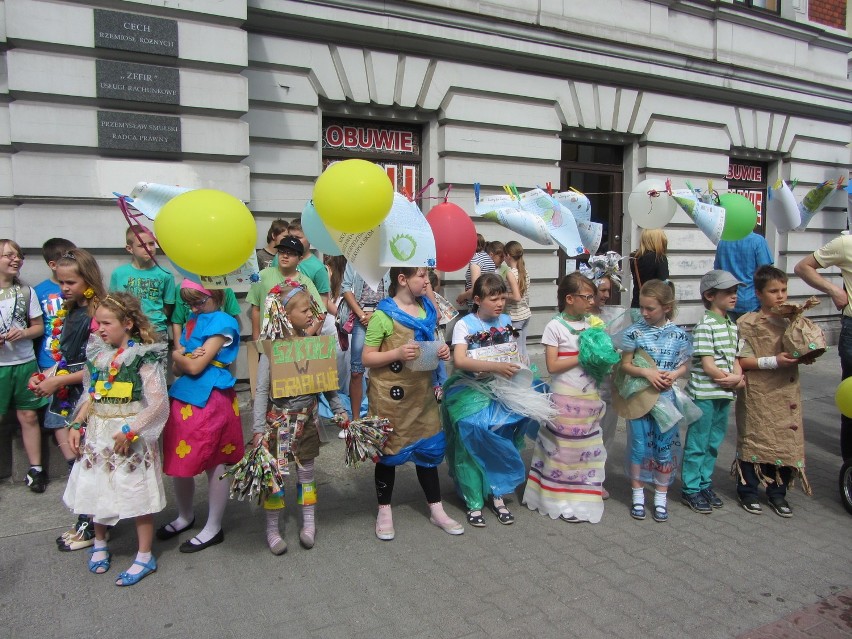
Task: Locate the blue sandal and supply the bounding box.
[115,556,157,587]
[653,505,669,523]
[87,547,111,574]
[630,504,646,520]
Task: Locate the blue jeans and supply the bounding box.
[736,461,792,501]
[350,321,367,374]
[840,316,852,461]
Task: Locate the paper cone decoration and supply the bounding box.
[671,188,726,245]
[577,220,603,255]
[128,182,192,220]
[328,193,434,290]
[379,193,436,268]
[475,194,554,246]
[554,189,592,223]
[766,181,800,233]
[172,253,260,293]
[796,179,843,231]
[520,189,586,255]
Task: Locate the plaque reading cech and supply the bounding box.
[96,59,179,105]
[98,111,181,153]
[94,9,178,57]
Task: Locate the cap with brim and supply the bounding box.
[700,270,743,294]
[612,349,660,419]
[273,236,305,256]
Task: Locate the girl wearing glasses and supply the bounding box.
[523,272,616,524]
[158,280,244,553]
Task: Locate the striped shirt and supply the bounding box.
[687,310,738,400]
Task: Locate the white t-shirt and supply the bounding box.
[540,317,594,388]
[0,285,42,366]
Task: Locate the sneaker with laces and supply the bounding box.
[57,514,91,545]
[681,492,712,514]
[25,467,47,493]
[739,497,762,515]
[700,487,724,509]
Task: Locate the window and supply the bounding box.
[734,0,781,15]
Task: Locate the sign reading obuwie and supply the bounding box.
[255,336,339,399]
[94,9,178,57]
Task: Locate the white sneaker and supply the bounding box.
[337,429,347,440]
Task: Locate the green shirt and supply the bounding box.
[297,254,330,295]
[109,263,176,333]
[364,308,426,347]
[246,267,323,310]
[686,310,738,400]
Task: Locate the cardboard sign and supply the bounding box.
[253,335,339,399]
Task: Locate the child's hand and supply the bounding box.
[251,432,269,451]
[173,346,186,358]
[67,428,82,457]
[111,430,131,456]
[734,377,747,389]
[190,346,206,359]
[398,342,420,361]
[645,369,672,391]
[777,352,798,368]
[437,343,450,361]
[492,362,521,379]
[359,312,372,328]
[716,373,743,389]
[31,375,63,397]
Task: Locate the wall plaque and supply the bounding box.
[94,9,178,57]
[98,111,181,153]
[96,59,179,105]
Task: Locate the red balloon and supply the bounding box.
[426,202,477,272]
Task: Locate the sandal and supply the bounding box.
[652,505,669,523]
[87,547,111,574]
[630,503,646,520]
[487,498,515,525]
[466,509,486,527]
[115,556,157,587]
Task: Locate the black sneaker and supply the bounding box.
[58,517,97,551]
[739,497,762,514]
[25,467,47,493]
[700,487,724,509]
[767,497,793,518]
[681,492,712,514]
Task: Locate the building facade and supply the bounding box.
[6,0,852,374]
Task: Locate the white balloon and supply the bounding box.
[627,179,677,229]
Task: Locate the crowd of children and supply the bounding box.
[0,220,821,588]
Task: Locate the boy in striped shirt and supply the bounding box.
[682,270,745,513]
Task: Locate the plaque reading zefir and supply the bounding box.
[94,9,178,57]
[98,111,181,153]
[96,59,179,105]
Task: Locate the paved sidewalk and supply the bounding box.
[0,351,850,639]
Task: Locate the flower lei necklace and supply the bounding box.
[40,306,72,416]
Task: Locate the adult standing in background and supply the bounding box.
[629,229,669,309]
[456,234,496,313]
[714,231,773,322]
[794,235,852,464]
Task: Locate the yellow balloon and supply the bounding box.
[313,159,393,233]
[835,377,852,418]
[154,189,256,276]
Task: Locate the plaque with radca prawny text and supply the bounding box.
[98,111,181,153]
[94,9,178,57]
[249,336,340,399]
[96,59,179,105]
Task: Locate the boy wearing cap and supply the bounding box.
[247,236,325,339]
[682,270,745,513]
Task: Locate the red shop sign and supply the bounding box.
[324,124,415,154]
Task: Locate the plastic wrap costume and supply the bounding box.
[63,337,169,526]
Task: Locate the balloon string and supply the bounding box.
[413,177,434,202]
[114,194,171,276]
[443,184,452,203]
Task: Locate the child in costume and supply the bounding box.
[29,249,106,549]
[618,280,692,523]
[362,266,463,540]
[733,265,810,518]
[681,270,744,514]
[446,273,552,527]
[250,281,348,554]
[523,272,618,524]
[62,292,168,586]
[158,281,244,552]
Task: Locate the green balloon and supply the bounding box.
[719,193,758,241]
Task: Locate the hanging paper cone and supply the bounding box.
[796,180,840,231]
[379,193,436,268]
[766,181,800,233]
[577,220,603,255]
[519,188,585,255]
[671,189,726,245]
[554,189,592,222]
[128,182,193,220]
